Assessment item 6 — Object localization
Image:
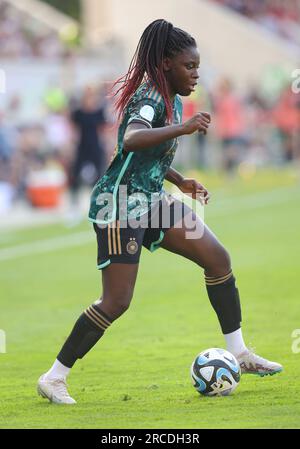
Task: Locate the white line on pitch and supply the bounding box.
[208,185,299,216]
[0,231,94,262]
[0,185,298,263]
[180,185,299,218]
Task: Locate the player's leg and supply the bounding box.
[160,211,242,336]
[38,262,139,404]
[55,262,139,368]
[38,215,145,404]
[160,210,282,376]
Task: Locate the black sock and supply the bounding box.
[57,304,112,368]
[205,270,242,334]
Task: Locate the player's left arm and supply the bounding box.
[165,167,210,204]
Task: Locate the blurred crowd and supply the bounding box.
[213,0,300,46]
[4,0,300,60]
[0,1,300,215]
[0,0,299,58]
[1,75,299,215]
[0,83,117,214]
[183,77,300,172]
[0,1,75,59]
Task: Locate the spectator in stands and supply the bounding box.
[272,84,300,162]
[213,0,300,47]
[0,1,73,59]
[212,78,246,173]
[69,85,107,207]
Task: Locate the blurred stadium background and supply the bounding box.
[0,0,299,225]
[1,0,300,429]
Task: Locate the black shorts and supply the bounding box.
[93,193,191,269]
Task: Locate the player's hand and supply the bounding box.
[177,178,210,205]
[182,112,211,135]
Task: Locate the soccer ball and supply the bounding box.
[190,348,241,396]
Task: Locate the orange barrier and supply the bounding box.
[26,185,65,208]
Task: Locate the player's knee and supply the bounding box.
[205,246,232,277]
[103,289,133,319]
[220,247,231,272]
[115,295,131,315]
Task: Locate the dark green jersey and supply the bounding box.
[88,83,183,224]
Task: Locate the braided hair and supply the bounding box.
[113,19,196,122]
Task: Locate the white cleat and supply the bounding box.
[237,350,283,377]
[37,374,77,404]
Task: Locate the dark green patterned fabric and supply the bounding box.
[88,83,182,223]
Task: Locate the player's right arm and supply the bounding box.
[123,112,211,152]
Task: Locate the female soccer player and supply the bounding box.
[37,19,282,404]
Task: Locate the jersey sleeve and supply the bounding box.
[127,89,164,128]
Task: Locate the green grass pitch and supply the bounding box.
[1,168,300,429]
